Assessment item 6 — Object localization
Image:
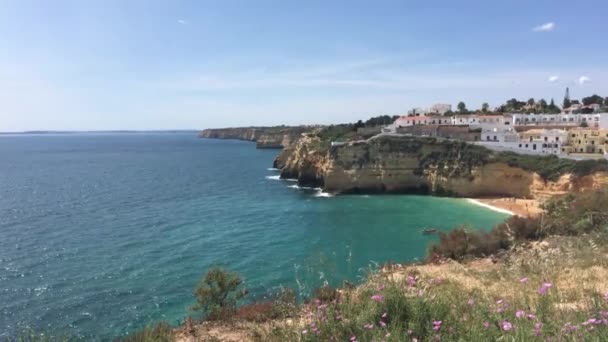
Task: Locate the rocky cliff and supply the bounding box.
[276,134,608,199]
[199,126,312,149]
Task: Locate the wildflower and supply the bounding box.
[379,321,387,327]
[483,321,490,328]
[467,298,475,306]
[412,338,418,342]
[563,323,578,333]
[501,320,513,331]
[314,299,321,305]
[302,330,308,334]
[350,336,357,342]
[534,322,542,336]
[526,314,537,321]
[317,304,327,310]
[381,312,388,318]
[364,323,374,330]
[407,329,413,335]
[496,299,503,304]
[604,292,608,302]
[432,320,442,331]
[377,284,385,291]
[515,310,525,319]
[371,294,384,302]
[519,277,529,283]
[385,332,391,337]
[406,275,417,287]
[538,282,552,295]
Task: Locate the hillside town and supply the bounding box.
[381,90,608,159]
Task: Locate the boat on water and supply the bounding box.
[421,227,438,234]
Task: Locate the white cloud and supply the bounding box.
[578,76,591,85]
[548,75,559,82]
[177,19,187,25]
[533,22,555,32]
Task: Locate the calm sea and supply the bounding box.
[0,134,507,340]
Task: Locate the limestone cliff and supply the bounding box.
[276,134,608,199]
[199,126,312,149]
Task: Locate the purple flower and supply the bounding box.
[496,299,503,304]
[534,322,542,336]
[364,323,374,330]
[381,312,388,318]
[516,310,525,319]
[483,321,490,328]
[371,294,384,302]
[563,323,578,333]
[432,320,442,331]
[501,320,513,331]
[379,320,387,327]
[604,292,608,302]
[467,298,475,306]
[526,314,537,321]
[519,277,529,283]
[406,275,417,287]
[350,336,357,342]
[538,282,552,295]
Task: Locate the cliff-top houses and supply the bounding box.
[387,112,608,159]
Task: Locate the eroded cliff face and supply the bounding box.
[199,126,311,149]
[275,135,608,199]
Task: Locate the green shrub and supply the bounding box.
[191,267,248,320]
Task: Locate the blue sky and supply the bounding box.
[1,0,607,131]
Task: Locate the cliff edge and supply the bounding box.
[199,126,312,149]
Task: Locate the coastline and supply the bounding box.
[467,198,543,217]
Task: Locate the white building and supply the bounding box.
[408,107,428,116]
[478,128,566,155]
[429,103,452,115]
[394,115,452,127]
[511,113,607,128]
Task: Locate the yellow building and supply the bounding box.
[562,128,608,154]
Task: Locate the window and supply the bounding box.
[544,137,548,141]
[525,144,528,148]
[493,136,497,141]
[533,144,537,150]
[556,137,559,141]
[519,144,522,148]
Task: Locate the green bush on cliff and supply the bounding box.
[191,267,248,320]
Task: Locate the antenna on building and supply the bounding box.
[565,87,570,102]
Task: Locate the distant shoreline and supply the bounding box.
[0,130,199,135]
[467,198,543,217]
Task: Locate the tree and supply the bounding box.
[563,97,571,109]
[582,94,604,106]
[192,268,248,319]
[457,101,467,114]
[580,121,589,127]
[353,120,365,130]
[538,99,548,110]
[481,103,489,113]
[547,98,561,114]
[527,98,535,106]
[604,97,608,107]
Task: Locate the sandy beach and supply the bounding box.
[468,198,543,217]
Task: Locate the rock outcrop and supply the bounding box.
[275,134,608,199]
[199,126,312,149]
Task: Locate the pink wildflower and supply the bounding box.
[483,321,490,328]
[501,320,513,331]
[519,277,529,283]
[467,298,475,306]
[385,332,391,337]
[364,323,374,330]
[496,299,503,304]
[538,282,552,295]
[377,284,385,291]
[314,299,321,305]
[604,292,608,302]
[432,320,442,331]
[382,312,388,318]
[406,275,417,287]
[302,330,307,334]
[412,338,418,342]
[516,310,525,319]
[407,329,413,335]
[350,336,357,342]
[526,314,537,321]
[371,294,384,302]
[379,321,387,327]
[534,322,542,336]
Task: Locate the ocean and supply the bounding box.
[0,133,508,340]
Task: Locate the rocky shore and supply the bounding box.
[274,133,608,202]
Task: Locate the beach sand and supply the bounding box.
[468,198,543,217]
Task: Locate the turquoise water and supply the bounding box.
[0,134,508,340]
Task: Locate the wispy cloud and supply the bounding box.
[578,76,591,85]
[548,75,559,82]
[177,19,187,25]
[533,22,555,32]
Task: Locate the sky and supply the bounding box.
[1,0,607,131]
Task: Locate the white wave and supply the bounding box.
[288,184,321,190]
[267,168,280,171]
[284,178,298,182]
[265,175,281,180]
[314,190,335,198]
